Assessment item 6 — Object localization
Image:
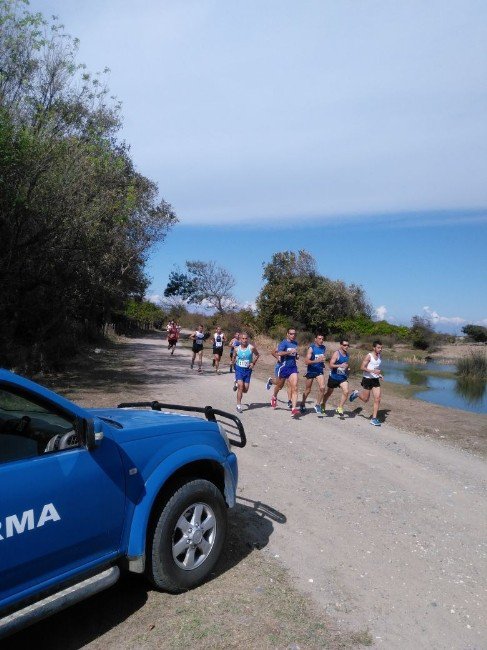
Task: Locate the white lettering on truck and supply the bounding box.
[0,503,61,540]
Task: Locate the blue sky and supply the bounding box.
[30,0,487,332]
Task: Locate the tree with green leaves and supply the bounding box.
[462,324,487,343]
[410,316,435,349]
[164,261,236,314]
[0,0,177,368]
[256,250,371,334]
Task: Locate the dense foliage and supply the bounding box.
[462,324,487,343]
[256,250,371,335]
[0,1,176,368]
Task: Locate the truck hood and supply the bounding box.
[88,407,200,431]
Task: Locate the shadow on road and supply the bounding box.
[3,499,285,650]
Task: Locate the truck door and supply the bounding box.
[0,384,126,607]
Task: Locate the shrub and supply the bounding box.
[462,325,487,343]
[456,352,487,379]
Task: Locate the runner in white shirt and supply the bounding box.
[349,340,384,426]
[190,324,206,373]
[212,326,226,374]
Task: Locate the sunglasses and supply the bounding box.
[342,343,350,347]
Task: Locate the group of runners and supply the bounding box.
[265,328,383,425]
[166,322,384,425]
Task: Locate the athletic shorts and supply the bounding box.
[305,370,323,380]
[213,346,223,357]
[277,365,298,379]
[235,366,252,384]
[192,343,203,353]
[327,376,348,389]
[168,337,178,345]
[361,377,381,390]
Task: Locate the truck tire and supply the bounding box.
[147,479,227,592]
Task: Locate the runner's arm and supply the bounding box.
[360,354,371,372]
[304,345,313,365]
[328,351,339,370]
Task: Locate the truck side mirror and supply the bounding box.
[82,417,103,450]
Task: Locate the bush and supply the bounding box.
[462,325,487,343]
[456,352,487,379]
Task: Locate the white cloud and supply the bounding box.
[147,294,163,305]
[374,305,387,321]
[422,306,466,326]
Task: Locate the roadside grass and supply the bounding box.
[95,501,371,650]
[149,534,370,650]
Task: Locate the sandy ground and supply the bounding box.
[150,339,487,649]
[8,335,487,649]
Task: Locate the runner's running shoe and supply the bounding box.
[370,418,381,426]
[314,404,322,414]
[233,381,238,392]
[291,408,300,418]
[236,404,242,413]
[349,390,359,402]
[271,396,277,408]
[266,377,273,390]
[300,404,306,414]
[336,406,344,415]
[287,400,292,409]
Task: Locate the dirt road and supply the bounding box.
[10,336,487,649]
[131,338,487,648]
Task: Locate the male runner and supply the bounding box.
[349,340,384,426]
[229,332,240,373]
[166,320,180,355]
[270,328,300,417]
[321,339,351,416]
[300,333,326,414]
[212,326,226,373]
[266,350,293,407]
[233,332,260,412]
[190,324,206,372]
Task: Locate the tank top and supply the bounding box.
[235,345,253,368]
[213,333,224,348]
[193,331,205,345]
[363,353,381,378]
[330,349,350,381]
[308,343,326,373]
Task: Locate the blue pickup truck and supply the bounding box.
[0,368,246,639]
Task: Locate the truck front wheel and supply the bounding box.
[147,479,227,592]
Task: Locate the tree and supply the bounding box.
[462,324,487,343]
[410,316,435,349]
[0,0,177,368]
[164,261,236,314]
[256,250,371,333]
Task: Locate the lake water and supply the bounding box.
[380,360,487,414]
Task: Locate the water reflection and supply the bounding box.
[381,360,487,414]
[403,368,428,386]
[455,377,487,404]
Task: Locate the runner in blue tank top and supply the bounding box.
[299,333,326,414]
[268,328,300,417]
[321,339,351,416]
[233,332,260,412]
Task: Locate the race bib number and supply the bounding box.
[237,359,250,368]
[287,347,297,356]
[314,354,324,361]
[215,340,223,347]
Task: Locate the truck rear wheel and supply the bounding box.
[147,479,227,592]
